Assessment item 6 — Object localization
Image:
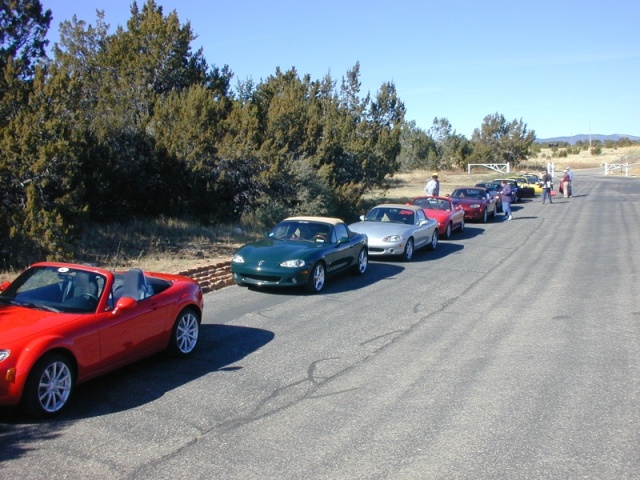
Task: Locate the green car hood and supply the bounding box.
[235,237,324,264]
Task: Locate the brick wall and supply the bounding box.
[177,260,233,293]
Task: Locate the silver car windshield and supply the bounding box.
[364,208,415,225]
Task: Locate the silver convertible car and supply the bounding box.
[349,204,439,261]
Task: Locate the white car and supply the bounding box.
[349,204,439,261]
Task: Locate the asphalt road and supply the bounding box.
[2,169,640,479]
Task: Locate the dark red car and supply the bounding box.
[408,195,465,239]
[447,186,498,223]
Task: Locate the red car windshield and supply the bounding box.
[0,265,106,313]
[452,189,485,199]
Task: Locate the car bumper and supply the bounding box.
[0,369,22,407]
[366,240,406,256]
[231,265,311,288]
[462,209,485,220]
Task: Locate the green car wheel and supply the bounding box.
[352,248,368,275]
[305,262,326,293]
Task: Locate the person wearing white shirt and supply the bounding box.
[424,173,440,196]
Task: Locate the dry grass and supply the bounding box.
[74,218,247,273]
[0,219,249,283]
[2,146,638,284]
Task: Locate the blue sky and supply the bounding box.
[41,0,639,139]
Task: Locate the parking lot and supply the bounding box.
[2,170,640,479]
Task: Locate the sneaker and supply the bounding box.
[507,215,512,220]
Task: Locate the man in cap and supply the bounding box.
[566,166,573,196]
[424,173,440,196]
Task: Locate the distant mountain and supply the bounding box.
[536,134,640,145]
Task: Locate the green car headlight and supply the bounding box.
[280,259,306,268]
[231,254,245,263]
[382,235,402,242]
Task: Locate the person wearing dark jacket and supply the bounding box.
[541,171,553,204]
[501,180,513,220]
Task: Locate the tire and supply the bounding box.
[428,230,438,250]
[352,248,368,275]
[22,353,75,418]
[305,262,325,293]
[402,238,414,261]
[168,308,200,357]
[491,205,497,219]
[482,209,488,223]
[445,223,452,240]
[459,218,465,233]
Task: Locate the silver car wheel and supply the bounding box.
[402,238,414,261]
[429,230,438,250]
[445,223,452,240]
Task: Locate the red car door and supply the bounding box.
[96,295,170,369]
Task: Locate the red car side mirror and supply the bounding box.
[112,296,137,315]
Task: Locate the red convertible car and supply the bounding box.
[408,196,465,239]
[0,262,203,417]
[447,186,498,223]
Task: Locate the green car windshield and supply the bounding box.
[271,221,332,243]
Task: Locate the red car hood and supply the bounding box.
[450,197,486,206]
[422,209,450,223]
[0,304,84,344]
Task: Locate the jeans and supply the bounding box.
[542,189,553,203]
[502,201,511,217]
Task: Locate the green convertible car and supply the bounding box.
[231,216,369,293]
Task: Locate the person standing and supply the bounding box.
[561,168,571,198]
[424,173,440,196]
[567,166,574,196]
[541,170,553,204]
[500,180,513,220]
